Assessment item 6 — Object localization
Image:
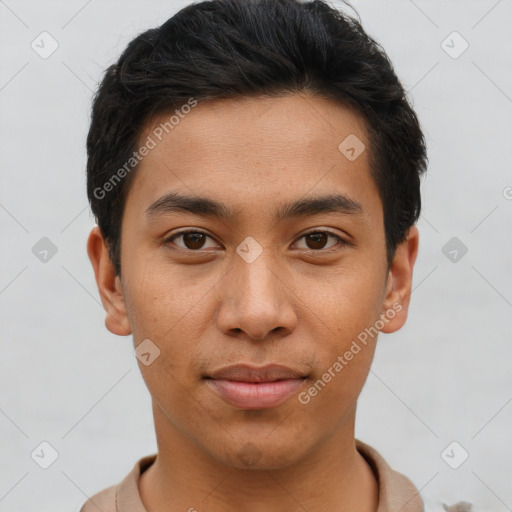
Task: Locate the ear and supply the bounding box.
[380,225,419,334]
[87,225,132,336]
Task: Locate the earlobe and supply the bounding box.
[86,226,132,336]
[380,226,419,334]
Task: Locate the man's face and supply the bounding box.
[90,93,416,469]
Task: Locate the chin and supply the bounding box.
[211,436,310,471]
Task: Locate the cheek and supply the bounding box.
[123,256,206,338]
[299,294,380,422]
[302,267,384,396]
[122,267,211,390]
[311,265,385,336]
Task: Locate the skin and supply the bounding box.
[87,93,419,512]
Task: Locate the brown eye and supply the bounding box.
[165,231,218,251]
[305,232,328,250]
[294,231,344,251]
[182,232,207,250]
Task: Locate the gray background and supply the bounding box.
[1,0,511,510]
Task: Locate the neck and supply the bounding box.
[140,403,378,512]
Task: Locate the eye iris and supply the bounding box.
[184,233,206,250]
[306,233,328,250]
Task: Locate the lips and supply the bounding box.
[208,364,306,382]
[204,364,308,410]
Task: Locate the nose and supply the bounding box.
[215,251,298,341]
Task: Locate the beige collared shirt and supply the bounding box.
[80,439,424,511]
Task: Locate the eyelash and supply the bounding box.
[163,229,348,253]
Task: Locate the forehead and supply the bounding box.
[124,93,381,224]
[141,93,368,159]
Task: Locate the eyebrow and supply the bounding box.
[144,191,363,223]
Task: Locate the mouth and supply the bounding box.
[204,364,308,410]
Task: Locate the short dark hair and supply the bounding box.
[86,0,428,277]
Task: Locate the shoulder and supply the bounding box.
[356,438,424,511]
[79,483,118,512]
[356,440,475,512]
[78,453,157,512]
